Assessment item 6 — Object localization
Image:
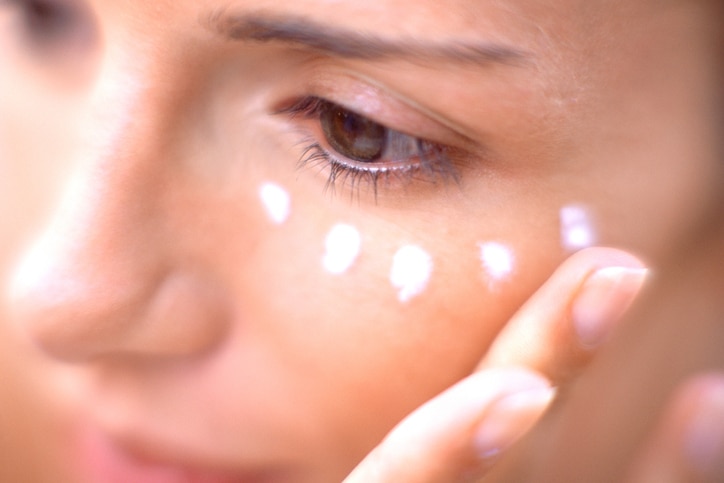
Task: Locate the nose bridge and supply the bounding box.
[9,116,166,361]
[9,51,226,362]
[16,49,175,306]
[87,41,179,170]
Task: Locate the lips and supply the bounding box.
[74,425,284,483]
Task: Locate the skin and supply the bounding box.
[486,204,724,482]
[487,4,724,480]
[0,0,719,481]
[490,4,724,480]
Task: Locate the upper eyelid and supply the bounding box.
[274,90,475,154]
[271,65,480,148]
[277,96,428,145]
[314,68,483,143]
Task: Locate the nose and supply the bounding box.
[8,65,230,363]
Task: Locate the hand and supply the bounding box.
[625,373,724,482]
[345,247,647,483]
[481,210,724,483]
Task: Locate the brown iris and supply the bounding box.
[320,102,387,163]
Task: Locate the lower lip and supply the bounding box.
[74,427,270,483]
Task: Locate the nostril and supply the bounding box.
[135,272,232,358]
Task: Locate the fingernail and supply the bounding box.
[572,266,648,349]
[474,386,556,460]
[684,379,724,478]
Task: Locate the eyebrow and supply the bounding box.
[202,11,530,66]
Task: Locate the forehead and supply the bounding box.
[91,0,616,87]
[97,0,589,44]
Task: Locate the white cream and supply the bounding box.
[259,182,291,225]
[479,242,515,284]
[323,224,362,275]
[560,204,597,251]
[390,245,433,303]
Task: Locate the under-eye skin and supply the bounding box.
[277,96,463,195]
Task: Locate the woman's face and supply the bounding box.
[0,0,720,481]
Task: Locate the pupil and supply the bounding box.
[321,104,387,163]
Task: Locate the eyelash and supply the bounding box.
[278,96,461,196]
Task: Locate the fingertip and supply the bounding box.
[565,246,647,272]
[572,266,649,349]
[627,373,724,483]
[682,374,724,479]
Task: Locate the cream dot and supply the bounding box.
[390,245,433,303]
[560,204,597,251]
[479,242,515,282]
[323,224,362,275]
[259,182,291,225]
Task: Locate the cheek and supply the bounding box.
[228,181,565,456]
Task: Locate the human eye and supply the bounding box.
[3,0,94,54]
[277,96,467,196]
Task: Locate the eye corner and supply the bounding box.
[271,95,323,118]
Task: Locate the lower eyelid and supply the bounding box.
[297,134,463,193]
[298,142,423,196]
